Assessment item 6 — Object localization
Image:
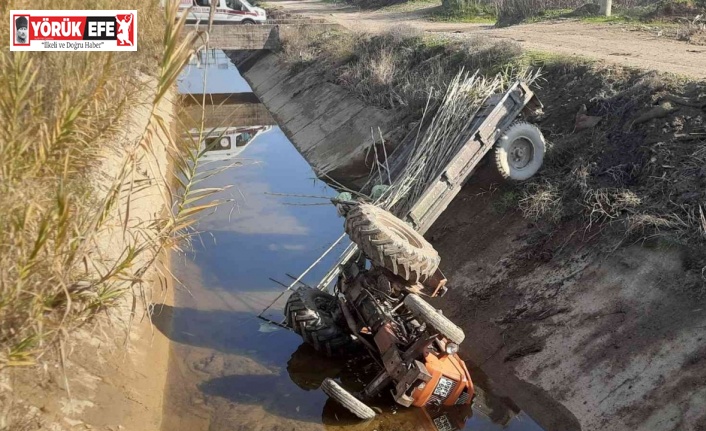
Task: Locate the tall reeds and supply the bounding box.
[0,0,226,365]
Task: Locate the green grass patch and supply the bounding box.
[524,8,572,22]
[377,0,440,13]
[492,190,521,214]
[431,1,497,23]
[430,8,496,23]
[581,14,632,23]
[515,50,594,70]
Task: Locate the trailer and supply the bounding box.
[317,80,544,295]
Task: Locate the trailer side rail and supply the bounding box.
[406,81,536,234]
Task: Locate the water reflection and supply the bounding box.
[196,125,272,162]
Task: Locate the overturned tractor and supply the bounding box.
[280,80,545,421]
[285,203,473,419]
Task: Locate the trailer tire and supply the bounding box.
[321,378,376,420]
[495,122,545,181]
[345,204,440,283]
[284,287,353,357]
[404,294,465,344]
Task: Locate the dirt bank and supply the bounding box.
[423,68,706,430]
[268,0,706,79]
[3,84,176,431]
[430,163,706,431]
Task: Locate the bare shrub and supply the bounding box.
[627,213,687,236]
[370,48,398,85]
[386,24,425,43]
[570,162,592,191]
[520,182,563,222]
[676,15,706,43]
[583,188,641,227]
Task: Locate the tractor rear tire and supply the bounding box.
[344,204,440,283]
[284,287,353,357]
[495,121,546,181]
[321,378,376,420]
[404,294,465,344]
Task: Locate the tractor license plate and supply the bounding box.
[433,377,454,399]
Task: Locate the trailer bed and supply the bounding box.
[313,80,541,292]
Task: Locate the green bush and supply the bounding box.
[441,0,497,17]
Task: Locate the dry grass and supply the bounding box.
[494,0,584,25]
[519,182,562,222]
[676,15,706,43]
[0,1,223,366]
[583,188,641,227]
[282,26,525,117]
[282,12,705,259]
[435,0,705,26]
[518,59,706,247]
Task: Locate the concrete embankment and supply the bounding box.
[232,51,405,189]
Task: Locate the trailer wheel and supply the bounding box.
[284,287,353,357]
[345,204,440,283]
[495,122,545,181]
[321,378,376,420]
[404,294,465,344]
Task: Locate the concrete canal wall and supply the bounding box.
[232,51,404,189]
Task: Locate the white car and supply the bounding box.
[172,0,267,24]
[193,126,272,162]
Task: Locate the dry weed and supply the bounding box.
[676,15,706,43]
[626,213,688,236]
[583,189,641,227]
[370,48,397,86]
[519,182,562,222]
[289,28,526,116]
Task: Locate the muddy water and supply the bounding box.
[159,50,548,431]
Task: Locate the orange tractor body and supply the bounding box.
[412,351,474,407]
